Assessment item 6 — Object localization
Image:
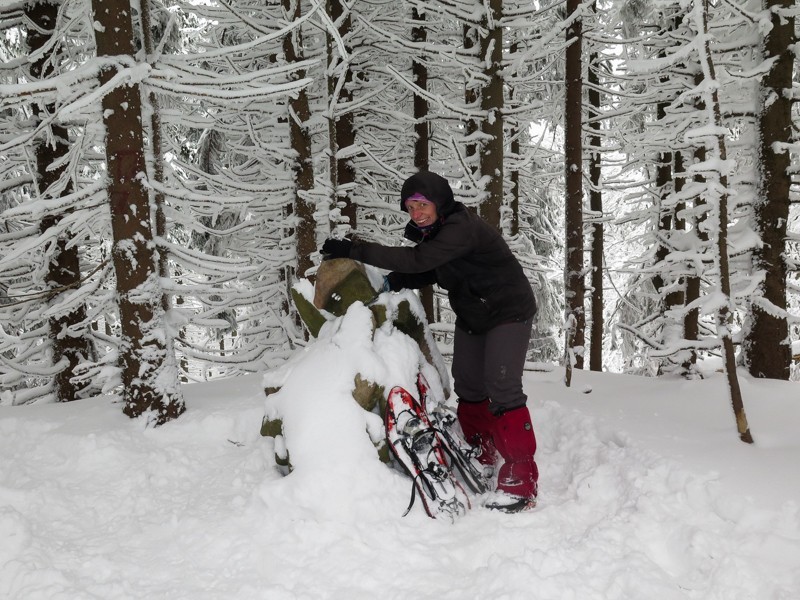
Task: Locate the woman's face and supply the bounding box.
[405,200,438,227]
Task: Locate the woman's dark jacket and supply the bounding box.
[349,172,536,334]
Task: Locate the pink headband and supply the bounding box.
[404,193,433,207]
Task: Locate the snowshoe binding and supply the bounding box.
[385,384,470,521]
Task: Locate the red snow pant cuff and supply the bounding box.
[456,398,498,466]
[493,406,538,498]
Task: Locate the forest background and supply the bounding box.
[0,0,797,425]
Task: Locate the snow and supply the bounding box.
[1,308,799,599]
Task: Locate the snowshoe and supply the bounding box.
[385,384,469,521]
[415,374,492,495]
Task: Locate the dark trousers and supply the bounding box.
[452,317,533,413]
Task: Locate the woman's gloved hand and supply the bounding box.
[384,272,403,292]
[321,238,353,259]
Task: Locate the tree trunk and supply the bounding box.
[587,41,603,372]
[284,0,317,282]
[478,0,504,230]
[564,0,585,370]
[696,0,752,443]
[27,0,95,402]
[509,132,521,237]
[325,9,339,225]
[508,39,521,238]
[412,8,429,172]
[653,98,686,374]
[463,24,480,176]
[411,7,434,323]
[654,1,689,375]
[683,73,709,373]
[745,0,794,380]
[327,0,357,229]
[91,0,185,425]
[669,153,689,372]
[140,0,171,314]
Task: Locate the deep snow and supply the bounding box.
[1,354,798,599]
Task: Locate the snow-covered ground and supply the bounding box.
[2,363,797,600]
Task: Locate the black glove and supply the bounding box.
[384,272,403,292]
[321,238,353,259]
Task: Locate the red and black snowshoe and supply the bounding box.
[385,383,470,521]
[414,374,492,495]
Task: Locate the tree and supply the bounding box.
[744,0,795,380]
[692,0,752,442]
[564,0,586,374]
[326,0,358,230]
[27,0,96,402]
[142,0,323,373]
[91,0,185,424]
[410,6,436,323]
[609,0,776,380]
[586,6,603,372]
[283,0,317,284]
[651,9,695,376]
[140,0,171,314]
[478,0,505,229]
[1,0,111,405]
[2,0,791,392]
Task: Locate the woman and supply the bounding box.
[322,171,539,512]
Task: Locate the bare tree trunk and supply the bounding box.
[509,132,521,237]
[668,154,689,372]
[284,0,316,283]
[412,9,429,172]
[564,313,577,387]
[478,0,504,230]
[327,0,357,229]
[745,0,794,380]
[325,10,339,225]
[463,24,480,177]
[683,204,706,372]
[140,0,171,314]
[652,106,673,301]
[696,0,752,444]
[587,41,603,372]
[683,73,709,374]
[564,0,585,371]
[411,7,434,323]
[27,0,95,402]
[91,0,185,425]
[507,38,522,238]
